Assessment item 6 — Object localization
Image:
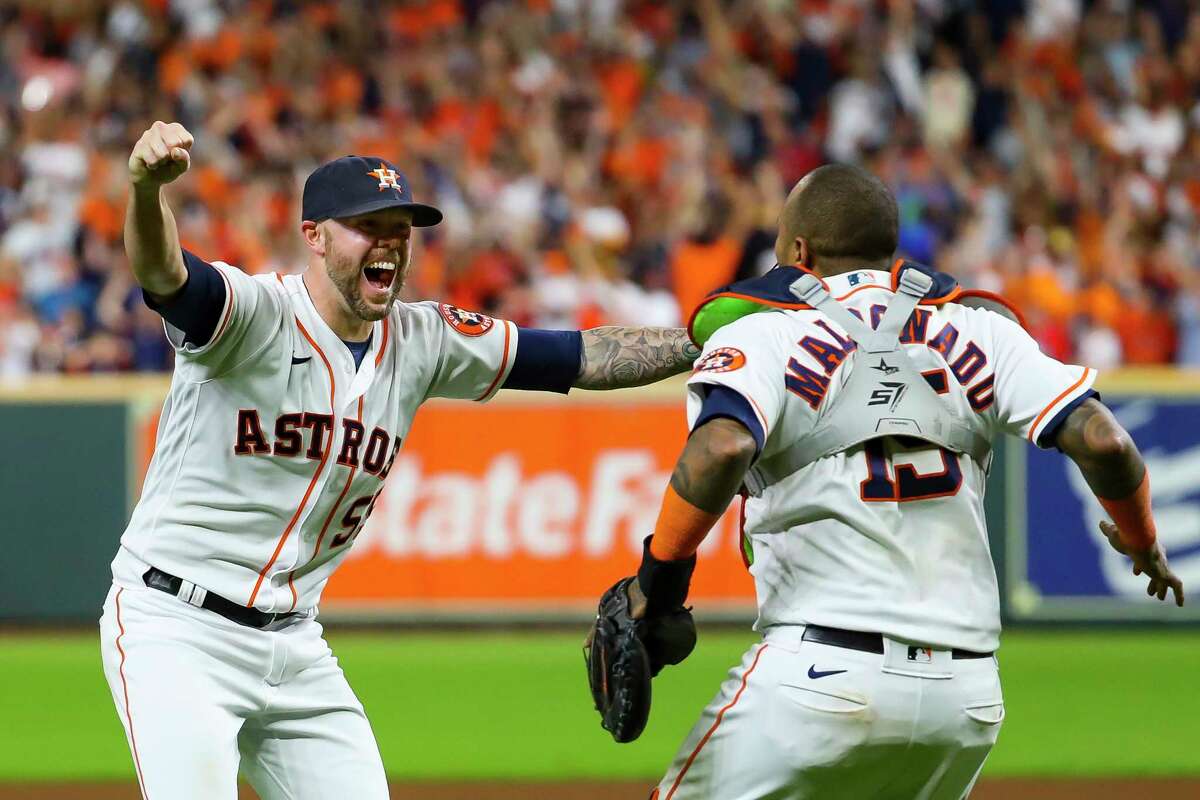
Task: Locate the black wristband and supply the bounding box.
[636,535,696,616]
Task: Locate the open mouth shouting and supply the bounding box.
[361,257,400,298]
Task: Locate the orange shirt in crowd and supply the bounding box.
[597,59,644,130]
[79,193,123,242]
[1009,264,1075,320]
[607,136,670,187]
[390,0,462,39]
[1074,209,1106,277]
[1077,281,1123,327]
[669,237,742,320]
[1115,303,1177,364]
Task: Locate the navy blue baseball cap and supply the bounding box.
[301,155,443,227]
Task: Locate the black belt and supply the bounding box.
[802,624,992,660]
[143,567,298,629]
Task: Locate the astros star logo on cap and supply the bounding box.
[367,163,402,191]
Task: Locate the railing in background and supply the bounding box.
[2,369,1198,624]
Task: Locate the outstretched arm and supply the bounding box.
[575,327,701,390]
[1055,398,1183,606]
[1054,398,1144,497]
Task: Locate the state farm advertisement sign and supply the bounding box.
[321,398,756,612]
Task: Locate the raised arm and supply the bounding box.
[575,327,701,390]
[1055,398,1183,606]
[125,121,194,300]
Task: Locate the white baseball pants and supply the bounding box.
[99,584,389,799]
[653,626,1005,800]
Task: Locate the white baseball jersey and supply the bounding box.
[110,261,518,613]
[687,268,1096,653]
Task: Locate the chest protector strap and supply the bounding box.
[743,270,991,497]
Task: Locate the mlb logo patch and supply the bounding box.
[907,646,933,664]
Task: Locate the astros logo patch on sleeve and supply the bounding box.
[438,303,495,337]
[694,347,747,373]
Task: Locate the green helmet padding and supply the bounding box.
[690,296,778,347]
[685,260,989,347]
[686,265,817,347]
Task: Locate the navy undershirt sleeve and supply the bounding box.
[143,249,227,346]
[692,385,765,456]
[1037,388,1100,450]
[502,328,583,394]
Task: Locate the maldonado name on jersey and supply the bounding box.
[783,305,995,413]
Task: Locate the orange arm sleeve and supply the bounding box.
[1097,473,1157,551]
[648,484,723,561]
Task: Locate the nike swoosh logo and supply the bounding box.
[291,356,312,365]
[808,665,848,679]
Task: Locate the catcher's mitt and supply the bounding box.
[584,577,697,743]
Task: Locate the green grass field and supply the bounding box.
[2,628,1198,781]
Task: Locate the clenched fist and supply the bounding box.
[129,121,194,188]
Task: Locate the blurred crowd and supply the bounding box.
[2,0,1199,377]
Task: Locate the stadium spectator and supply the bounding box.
[0,0,1197,378]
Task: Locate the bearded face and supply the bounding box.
[320,210,413,322]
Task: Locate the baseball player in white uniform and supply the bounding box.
[99,121,700,799]
[609,165,1184,799]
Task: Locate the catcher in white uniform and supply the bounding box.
[599,165,1184,800]
[99,121,700,799]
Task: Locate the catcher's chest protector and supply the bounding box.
[744,270,991,496]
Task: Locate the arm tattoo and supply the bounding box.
[669,418,758,515]
[576,327,701,390]
[1055,398,1146,499]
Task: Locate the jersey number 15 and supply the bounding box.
[858,440,963,502]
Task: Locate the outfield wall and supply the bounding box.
[2,370,1198,624]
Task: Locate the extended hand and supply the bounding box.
[1099,520,1184,607]
[129,121,194,188]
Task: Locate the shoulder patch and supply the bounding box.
[438,303,495,337]
[694,347,746,374]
